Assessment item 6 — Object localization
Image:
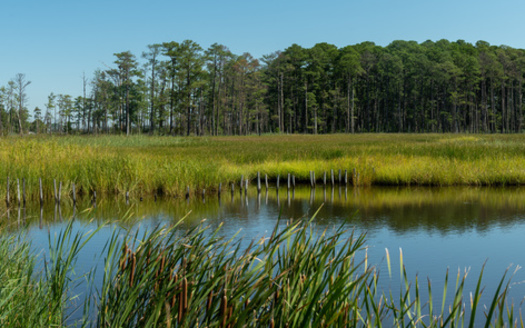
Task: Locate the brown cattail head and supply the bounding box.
[178,287,183,324]
[220,293,228,328]
[126,248,132,268]
[147,248,152,266]
[171,287,177,309]
[129,253,136,287]
[160,255,166,273]
[120,245,129,271]
[183,277,188,311]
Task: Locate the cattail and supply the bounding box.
[127,248,132,266]
[187,280,193,310]
[178,284,184,323]
[160,255,166,274]
[171,274,179,309]
[228,305,233,328]
[121,246,129,271]
[129,253,136,287]
[147,248,152,266]
[270,318,275,328]
[183,277,188,311]
[121,245,128,266]
[207,291,214,312]
[220,293,228,328]
[171,286,177,309]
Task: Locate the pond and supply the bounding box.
[10,185,525,322]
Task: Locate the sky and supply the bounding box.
[2,0,525,113]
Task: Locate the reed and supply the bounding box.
[2,134,525,200]
[0,220,101,327]
[93,213,520,327]
[0,212,520,326]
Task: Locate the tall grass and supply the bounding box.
[2,133,525,199]
[0,214,521,326]
[0,221,100,327]
[96,216,520,327]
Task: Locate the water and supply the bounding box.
[8,185,525,322]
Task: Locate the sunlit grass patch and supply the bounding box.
[1,133,525,199]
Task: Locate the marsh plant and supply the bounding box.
[0,210,520,327]
[3,134,525,202]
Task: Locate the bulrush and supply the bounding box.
[88,212,521,327]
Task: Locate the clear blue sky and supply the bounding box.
[1,0,525,113]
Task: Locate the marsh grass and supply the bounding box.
[0,221,100,327]
[94,216,522,327]
[0,212,522,327]
[3,133,525,200]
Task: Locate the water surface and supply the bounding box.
[8,185,525,320]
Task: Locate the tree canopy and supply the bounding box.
[2,39,525,135]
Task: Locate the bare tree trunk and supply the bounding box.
[150,63,155,135]
[351,82,355,134]
[279,72,284,132]
[126,83,130,136]
[304,81,308,133]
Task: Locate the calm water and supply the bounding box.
[9,185,525,320]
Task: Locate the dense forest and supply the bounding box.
[2,39,525,135]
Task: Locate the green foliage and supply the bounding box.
[0,215,521,326]
[2,134,525,200]
[8,39,525,136]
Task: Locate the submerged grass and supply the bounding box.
[1,213,523,327]
[3,133,525,199]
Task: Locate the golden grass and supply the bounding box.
[2,133,525,199]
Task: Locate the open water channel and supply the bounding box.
[9,185,525,322]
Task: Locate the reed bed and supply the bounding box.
[0,214,521,327]
[3,133,525,200]
[0,222,100,327]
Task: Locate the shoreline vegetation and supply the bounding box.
[0,217,520,327]
[2,133,525,201]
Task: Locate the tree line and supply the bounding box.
[2,39,525,135]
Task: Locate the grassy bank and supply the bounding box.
[2,133,525,200]
[0,216,520,327]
